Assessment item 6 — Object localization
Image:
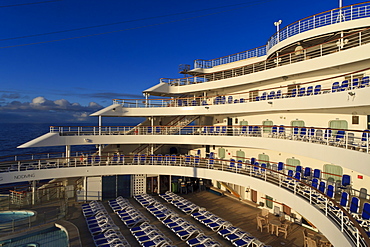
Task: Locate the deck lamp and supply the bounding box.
[274,20,282,42]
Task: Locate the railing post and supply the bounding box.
[330,11,333,25]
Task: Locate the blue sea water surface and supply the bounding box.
[0,122,138,158]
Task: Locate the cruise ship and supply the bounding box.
[1,1,370,246]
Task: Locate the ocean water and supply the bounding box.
[0,122,135,158]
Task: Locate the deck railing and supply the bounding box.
[193,2,370,69]
[44,125,370,155]
[0,155,368,246]
[194,46,266,69]
[160,24,370,86]
[267,1,370,51]
[115,67,370,108]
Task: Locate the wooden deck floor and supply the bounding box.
[61,190,326,246]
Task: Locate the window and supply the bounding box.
[265,195,273,209]
[258,153,270,167]
[286,158,300,170]
[291,120,305,127]
[329,119,348,135]
[263,120,273,133]
[323,164,343,182]
[291,120,305,134]
[236,150,245,162]
[218,148,225,159]
[329,120,348,129]
[240,121,248,126]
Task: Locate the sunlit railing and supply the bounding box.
[193,2,370,69]
[267,2,370,51]
[46,125,370,154]
[0,151,96,163]
[0,155,368,246]
[194,46,266,69]
[114,68,370,107]
[160,25,370,86]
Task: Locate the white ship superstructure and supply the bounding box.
[2,2,370,246]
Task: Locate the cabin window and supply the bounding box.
[265,195,273,209]
[286,158,301,170]
[323,164,343,182]
[258,154,270,167]
[291,120,305,133]
[236,150,245,162]
[329,120,348,129]
[218,147,225,159]
[329,120,348,135]
[262,120,273,133]
[291,120,305,127]
[240,121,248,126]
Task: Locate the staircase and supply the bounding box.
[131,115,199,154]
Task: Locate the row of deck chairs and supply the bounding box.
[326,191,370,235]
[130,222,175,247]
[110,196,175,247]
[135,194,207,243]
[190,206,270,246]
[218,226,269,247]
[160,192,203,215]
[160,192,269,247]
[177,77,370,107]
[82,201,130,247]
[109,196,150,229]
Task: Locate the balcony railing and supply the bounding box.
[194,46,266,69]
[267,1,370,51]
[46,125,370,155]
[160,24,370,86]
[0,155,368,246]
[193,2,370,69]
[115,67,370,108]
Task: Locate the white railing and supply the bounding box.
[194,46,266,69]
[160,22,370,86]
[267,2,370,51]
[192,2,370,69]
[45,125,370,155]
[115,68,370,108]
[0,155,368,246]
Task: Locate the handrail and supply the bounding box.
[267,1,370,51]
[43,124,370,155]
[0,154,368,246]
[114,67,370,107]
[193,2,370,69]
[158,26,370,86]
[194,45,267,69]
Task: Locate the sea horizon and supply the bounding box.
[0,122,140,158]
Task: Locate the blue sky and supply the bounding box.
[0,0,360,123]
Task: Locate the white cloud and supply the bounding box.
[1,96,102,111]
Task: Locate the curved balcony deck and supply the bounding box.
[113,68,370,111]
[157,26,370,87]
[16,125,370,176]
[193,2,370,69]
[0,155,368,247]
